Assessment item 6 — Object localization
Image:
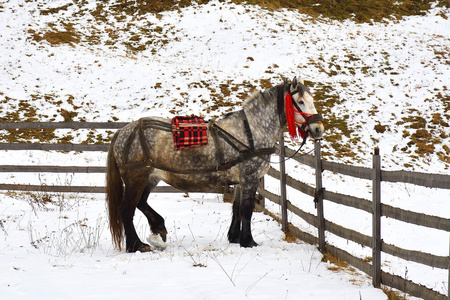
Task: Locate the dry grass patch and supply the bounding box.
[232,0,449,23]
[321,252,354,272]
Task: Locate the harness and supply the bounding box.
[118,113,276,174]
[118,83,323,174]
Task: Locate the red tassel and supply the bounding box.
[285,94,298,140]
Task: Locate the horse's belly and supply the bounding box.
[161,172,230,192]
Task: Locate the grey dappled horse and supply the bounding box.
[106,77,324,252]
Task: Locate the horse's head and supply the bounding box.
[285,76,324,140]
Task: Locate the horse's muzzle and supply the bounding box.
[295,113,324,140]
[309,122,324,140]
[305,114,324,140]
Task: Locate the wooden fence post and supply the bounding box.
[279,134,288,231]
[372,147,382,288]
[315,140,326,252]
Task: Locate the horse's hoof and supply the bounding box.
[159,230,167,243]
[152,228,167,242]
[137,243,152,252]
[228,237,240,244]
[126,242,152,253]
[147,234,167,251]
[240,240,258,248]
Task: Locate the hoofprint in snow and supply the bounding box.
[0,0,449,299]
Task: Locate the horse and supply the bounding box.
[106,76,324,252]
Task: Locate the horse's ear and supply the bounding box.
[299,77,305,84]
[292,76,298,88]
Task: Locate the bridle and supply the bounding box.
[289,88,323,136]
[276,85,323,161]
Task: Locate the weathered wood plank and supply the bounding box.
[0,184,225,194]
[0,165,106,173]
[323,189,372,214]
[0,143,109,152]
[325,219,372,248]
[254,201,319,246]
[0,184,106,193]
[257,187,280,205]
[258,186,320,229]
[267,167,315,197]
[326,243,448,300]
[269,171,372,215]
[284,145,372,179]
[286,223,319,246]
[284,146,316,168]
[382,203,450,232]
[285,199,373,249]
[382,241,449,269]
[0,184,181,193]
[373,148,382,287]
[286,201,317,228]
[286,143,450,189]
[279,137,288,231]
[0,122,128,129]
[325,243,372,275]
[323,160,372,180]
[315,141,326,252]
[381,271,447,300]
[382,169,450,189]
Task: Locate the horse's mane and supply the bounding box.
[226,83,288,125]
[222,80,309,125]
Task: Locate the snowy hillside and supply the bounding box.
[0,0,449,299]
[1,0,449,172]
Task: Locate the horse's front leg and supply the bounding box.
[228,185,241,244]
[239,175,259,248]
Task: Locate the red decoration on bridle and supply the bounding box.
[284,93,298,140]
[285,93,316,140]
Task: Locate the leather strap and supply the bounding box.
[242,110,255,150]
[116,118,276,174]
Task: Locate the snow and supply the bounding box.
[1,193,387,299]
[0,0,449,299]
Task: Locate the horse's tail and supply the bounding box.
[106,132,124,251]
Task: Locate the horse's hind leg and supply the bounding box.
[121,169,152,253]
[137,177,167,242]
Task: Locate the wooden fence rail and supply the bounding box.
[0,121,129,129]
[0,122,449,299]
[0,143,109,152]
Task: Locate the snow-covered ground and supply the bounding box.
[0,0,449,299]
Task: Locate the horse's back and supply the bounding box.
[112,116,219,173]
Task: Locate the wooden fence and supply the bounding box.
[258,140,450,300]
[0,122,449,299]
[0,122,223,194]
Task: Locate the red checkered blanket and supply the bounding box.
[172,116,208,150]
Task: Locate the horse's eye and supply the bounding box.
[298,101,304,105]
